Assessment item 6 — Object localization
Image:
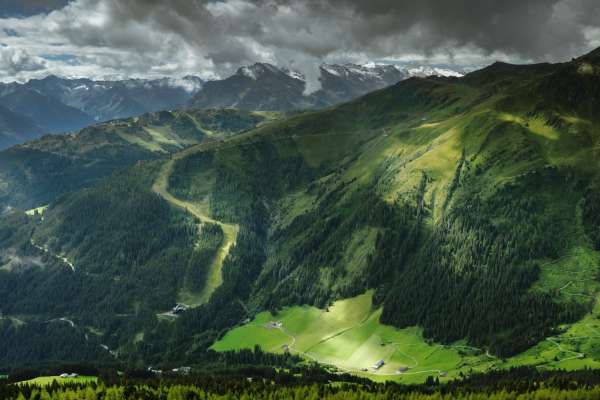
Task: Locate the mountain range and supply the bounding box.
[189,62,469,111]
[0,76,204,149]
[3,47,596,380]
[0,62,468,149]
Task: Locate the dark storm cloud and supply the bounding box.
[320,0,599,60]
[64,0,600,77]
[2,0,600,82]
[80,0,600,69]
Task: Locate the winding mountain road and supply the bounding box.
[152,157,239,307]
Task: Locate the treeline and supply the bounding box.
[5,367,600,399]
[157,139,317,359]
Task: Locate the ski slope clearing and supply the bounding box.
[153,154,239,307]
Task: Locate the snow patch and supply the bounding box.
[283,68,305,81]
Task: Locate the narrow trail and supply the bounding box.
[152,157,239,307]
[547,338,585,362]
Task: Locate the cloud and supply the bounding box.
[320,0,600,61]
[0,0,599,83]
[0,46,47,79]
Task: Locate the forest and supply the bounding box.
[4,367,600,400]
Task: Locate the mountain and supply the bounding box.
[189,62,467,110]
[189,63,311,111]
[2,48,600,379]
[0,75,204,122]
[0,88,94,133]
[0,105,42,149]
[0,63,462,150]
[0,108,276,211]
[0,75,204,148]
[311,63,406,106]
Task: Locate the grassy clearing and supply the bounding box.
[213,288,600,383]
[212,292,497,383]
[532,202,600,304]
[25,205,48,216]
[17,376,97,386]
[505,294,600,371]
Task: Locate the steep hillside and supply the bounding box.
[0,109,274,211]
[0,88,94,133]
[170,49,600,358]
[2,49,600,377]
[0,105,41,149]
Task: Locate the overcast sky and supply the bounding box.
[1,0,600,84]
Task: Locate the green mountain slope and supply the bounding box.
[168,49,600,357]
[0,109,275,211]
[2,48,600,377]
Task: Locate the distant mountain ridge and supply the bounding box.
[0,105,42,149]
[0,76,204,149]
[189,61,469,111]
[0,62,467,149]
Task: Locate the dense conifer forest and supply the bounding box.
[4,367,600,399]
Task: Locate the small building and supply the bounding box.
[398,366,409,373]
[439,371,448,377]
[267,321,282,329]
[372,360,385,370]
[172,367,191,375]
[147,366,163,375]
[172,304,188,314]
[68,373,79,378]
[59,373,69,378]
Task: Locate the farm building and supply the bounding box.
[372,360,385,370]
[398,366,409,373]
[172,304,188,314]
[172,367,191,375]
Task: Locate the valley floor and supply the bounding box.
[212,291,600,384]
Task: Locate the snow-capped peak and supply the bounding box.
[397,65,464,78]
[238,63,282,80]
[283,68,305,81]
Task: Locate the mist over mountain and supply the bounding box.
[190,61,468,111]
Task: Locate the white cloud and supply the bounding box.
[0,45,47,80]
